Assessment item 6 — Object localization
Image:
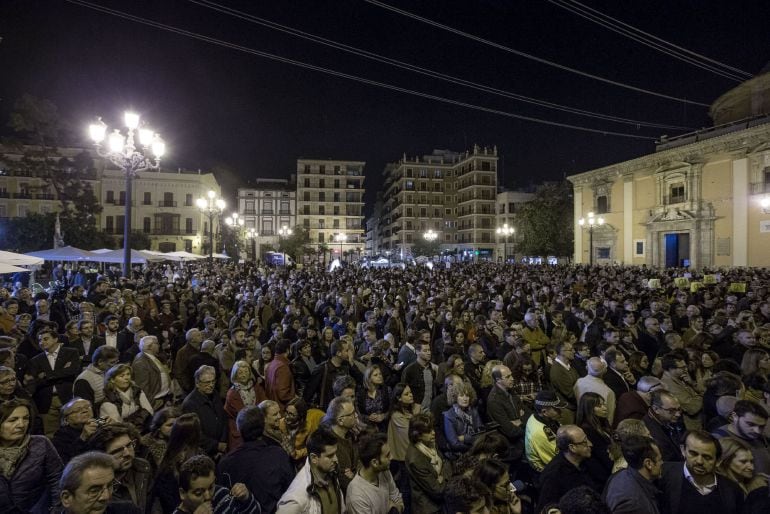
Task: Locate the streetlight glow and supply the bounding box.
[198,191,225,262]
[578,211,604,265]
[88,110,164,277]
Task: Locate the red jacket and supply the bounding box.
[265,354,295,409]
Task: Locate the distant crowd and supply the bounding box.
[1,260,770,514]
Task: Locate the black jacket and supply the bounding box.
[538,452,601,513]
[217,439,295,514]
[658,461,744,514]
[26,345,82,413]
[182,389,227,456]
[643,413,685,463]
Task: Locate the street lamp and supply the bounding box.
[246,228,258,262]
[196,191,225,262]
[225,212,245,260]
[89,112,165,278]
[278,225,293,266]
[335,233,347,262]
[423,229,438,242]
[496,223,515,263]
[578,211,604,265]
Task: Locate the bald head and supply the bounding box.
[587,357,606,377]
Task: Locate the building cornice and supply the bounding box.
[567,120,770,187]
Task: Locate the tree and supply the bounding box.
[410,237,442,258]
[516,181,574,258]
[317,242,329,266]
[275,227,311,262]
[6,94,107,248]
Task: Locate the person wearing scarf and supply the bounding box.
[406,413,452,514]
[224,361,266,451]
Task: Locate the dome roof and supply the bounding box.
[709,66,770,125]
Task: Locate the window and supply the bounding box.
[304,178,310,187]
[106,191,115,203]
[143,217,151,233]
[245,200,255,214]
[333,219,339,228]
[304,164,310,173]
[333,206,340,215]
[261,219,274,235]
[597,247,611,259]
[334,192,341,202]
[263,200,273,214]
[406,208,413,217]
[184,217,193,234]
[318,219,325,229]
[420,207,427,217]
[116,215,125,230]
[434,169,442,178]
[319,192,326,202]
[119,191,126,205]
[596,195,609,214]
[319,165,326,174]
[669,183,686,204]
[334,179,340,188]
[419,169,427,178]
[318,233,325,243]
[143,192,151,205]
[481,161,491,171]
[320,179,325,188]
[634,240,645,257]
[319,206,325,215]
[303,219,310,228]
[185,194,193,206]
[303,205,310,215]
[303,192,310,201]
[163,192,174,207]
[105,216,114,232]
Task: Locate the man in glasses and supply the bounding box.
[643,389,686,462]
[85,422,152,513]
[537,425,600,513]
[659,353,703,430]
[60,451,131,514]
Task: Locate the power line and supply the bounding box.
[548,0,750,82]
[186,0,692,131]
[63,0,657,140]
[363,0,711,107]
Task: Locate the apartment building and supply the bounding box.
[378,145,498,259]
[237,178,296,259]
[296,158,366,258]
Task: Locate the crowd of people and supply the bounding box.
[1,260,770,514]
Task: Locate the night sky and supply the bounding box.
[1,0,768,210]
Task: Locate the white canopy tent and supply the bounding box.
[26,246,95,262]
[0,263,31,274]
[211,253,231,260]
[165,251,206,261]
[0,250,44,266]
[86,249,164,264]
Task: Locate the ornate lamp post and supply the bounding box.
[335,233,347,262]
[495,223,515,263]
[278,225,293,266]
[196,191,225,263]
[246,228,258,262]
[225,212,245,260]
[578,211,604,265]
[423,229,438,242]
[89,112,165,278]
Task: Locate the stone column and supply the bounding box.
[732,158,749,266]
[623,175,633,264]
[574,186,583,263]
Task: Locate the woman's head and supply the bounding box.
[0,398,31,445]
[391,383,414,411]
[449,382,476,408]
[286,397,308,427]
[718,437,755,485]
[576,392,609,428]
[260,346,273,362]
[162,413,202,469]
[149,406,182,438]
[230,360,254,385]
[474,458,512,503]
[628,351,649,371]
[741,349,770,377]
[105,364,133,392]
[0,366,16,398]
[363,365,384,390]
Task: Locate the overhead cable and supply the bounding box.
[187,0,692,131]
[363,0,710,107]
[63,0,657,140]
[548,0,751,82]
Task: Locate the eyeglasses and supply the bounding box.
[108,439,137,456]
[571,438,590,446]
[658,406,682,414]
[338,410,357,419]
[83,482,114,501]
[0,378,16,386]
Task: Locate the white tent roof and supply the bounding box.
[0,263,31,273]
[89,248,113,254]
[26,246,95,262]
[165,251,206,260]
[212,253,231,260]
[87,249,164,264]
[0,250,44,266]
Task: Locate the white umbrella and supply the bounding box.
[212,253,231,260]
[0,263,31,273]
[87,249,164,264]
[0,250,44,266]
[27,246,95,262]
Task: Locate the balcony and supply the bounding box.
[751,182,770,194]
[261,209,274,215]
[157,201,177,207]
[12,193,32,199]
[152,228,183,235]
[279,209,291,215]
[244,209,256,215]
[0,192,10,198]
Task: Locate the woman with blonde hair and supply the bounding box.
[224,360,266,450]
[100,363,153,429]
[717,436,770,507]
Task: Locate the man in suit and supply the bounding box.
[604,349,634,399]
[117,317,144,363]
[67,319,105,367]
[486,364,525,460]
[132,335,171,410]
[25,327,82,436]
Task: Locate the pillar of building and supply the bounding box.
[732,158,749,266]
[574,187,583,263]
[623,175,633,264]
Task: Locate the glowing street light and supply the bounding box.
[496,223,515,263]
[578,211,605,265]
[89,111,165,277]
[246,228,259,261]
[196,191,226,262]
[335,233,348,262]
[278,225,293,266]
